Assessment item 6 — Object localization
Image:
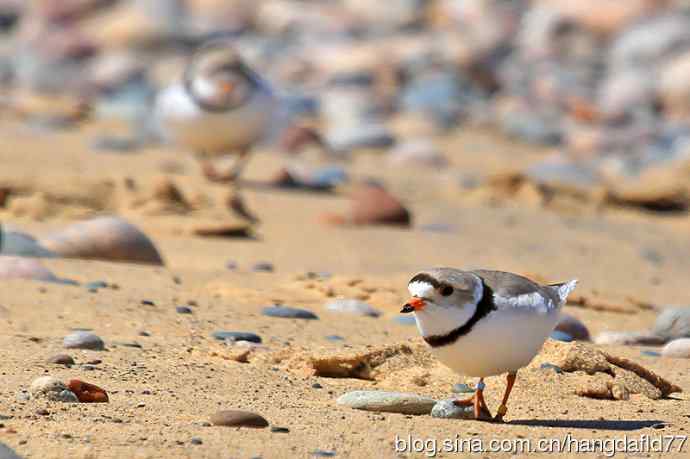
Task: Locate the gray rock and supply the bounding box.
[63,331,105,350]
[252,262,274,273]
[653,308,690,341]
[176,306,192,314]
[262,306,318,320]
[211,331,262,344]
[55,390,79,403]
[29,376,67,401]
[594,331,666,346]
[451,383,474,394]
[0,442,23,459]
[328,124,395,153]
[0,227,56,258]
[661,338,690,358]
[430,399,474,420]
[336,390,436,415]
[325,299,381,317]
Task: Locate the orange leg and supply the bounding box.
[454,379,492,420]
[494,372,517,422]
[201,149,250,183]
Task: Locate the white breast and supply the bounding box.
[423,306,560,377]
[154,81,274,155]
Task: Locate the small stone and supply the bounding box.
[540,363,563,374]
[594,331,666,346]
[0,442,24,459]
[30,376,67,401]
[451,383,474,394]
[48,354,75,366]
[312,383,323,389]
[270,426,290,433]
[336,391,436,415]
[325,299,381,317]
[210,410,268,428]
[225,260,238,270]
[252,262,274,273]
[211,331,262,344]
[311,450,336,458]
[550,331,574,342]
[328,123,394,153]
[430,399,474,420]
[175,306,192,314]
[36,409,49,416]
[661,338,690,358]
[190,437,203,445]
[555,314,591,341]
[262,306,318,320]
[63,331,105,350]
[653,308,690,341]
[55,390,79,403]
[67,379,109,403]
[325,335,344,341]
[141,300,155,306]
[84,281,108,291]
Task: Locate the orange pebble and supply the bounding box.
[67,379,109,403]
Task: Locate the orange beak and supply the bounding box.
[401,297,425,313]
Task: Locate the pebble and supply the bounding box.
[56,390,79,403]
[336,391,436,415]
[211,331,262,344]
[48,354,75,366]
[190,437,203,445]
[271,426,290,433]
[661,338,690,358]
[550,331,574,342]
[30,376,67,401]
[325,299,381,317]
[641,350,662,357]
[652,308,690,340]
[262,306,318,320]
[451,383,474,394]
[210,410,269,428]
[0,442,23,459]
[252,262,274,273]
[312,450,336,457]
[84,280,108,291]
[540,363,563,374]
[325,335,344,341]
[175,306,192,314]
[0,228,55,258]
[63,331,105,350]
[594,331,667,346]
[430,399,475,420]
[328,123,395,153]
[555,314,591,341]
[67,379,109,403]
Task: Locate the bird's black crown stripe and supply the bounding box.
[423,279,496,348]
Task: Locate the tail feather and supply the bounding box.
[548,279,578,305]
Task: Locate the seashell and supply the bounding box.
[40,216,164,265]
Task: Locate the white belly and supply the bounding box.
[155,83,274,155]
[428,309,560,377]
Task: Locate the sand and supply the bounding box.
[1,121,689,458]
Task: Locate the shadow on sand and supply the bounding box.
[508,419,666,431]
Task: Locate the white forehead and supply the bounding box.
[408,281,435,298]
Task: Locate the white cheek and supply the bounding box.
[408,281,435,299]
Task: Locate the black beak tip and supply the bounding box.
[400,304,414,314]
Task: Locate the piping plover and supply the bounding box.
[401,268,577,421]
[155,41,275,184]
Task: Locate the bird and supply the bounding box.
[155,40,275,185]
[401,268,577,422]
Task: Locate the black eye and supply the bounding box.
[440,285,454,296]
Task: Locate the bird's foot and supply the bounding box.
[492,404,508,423]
